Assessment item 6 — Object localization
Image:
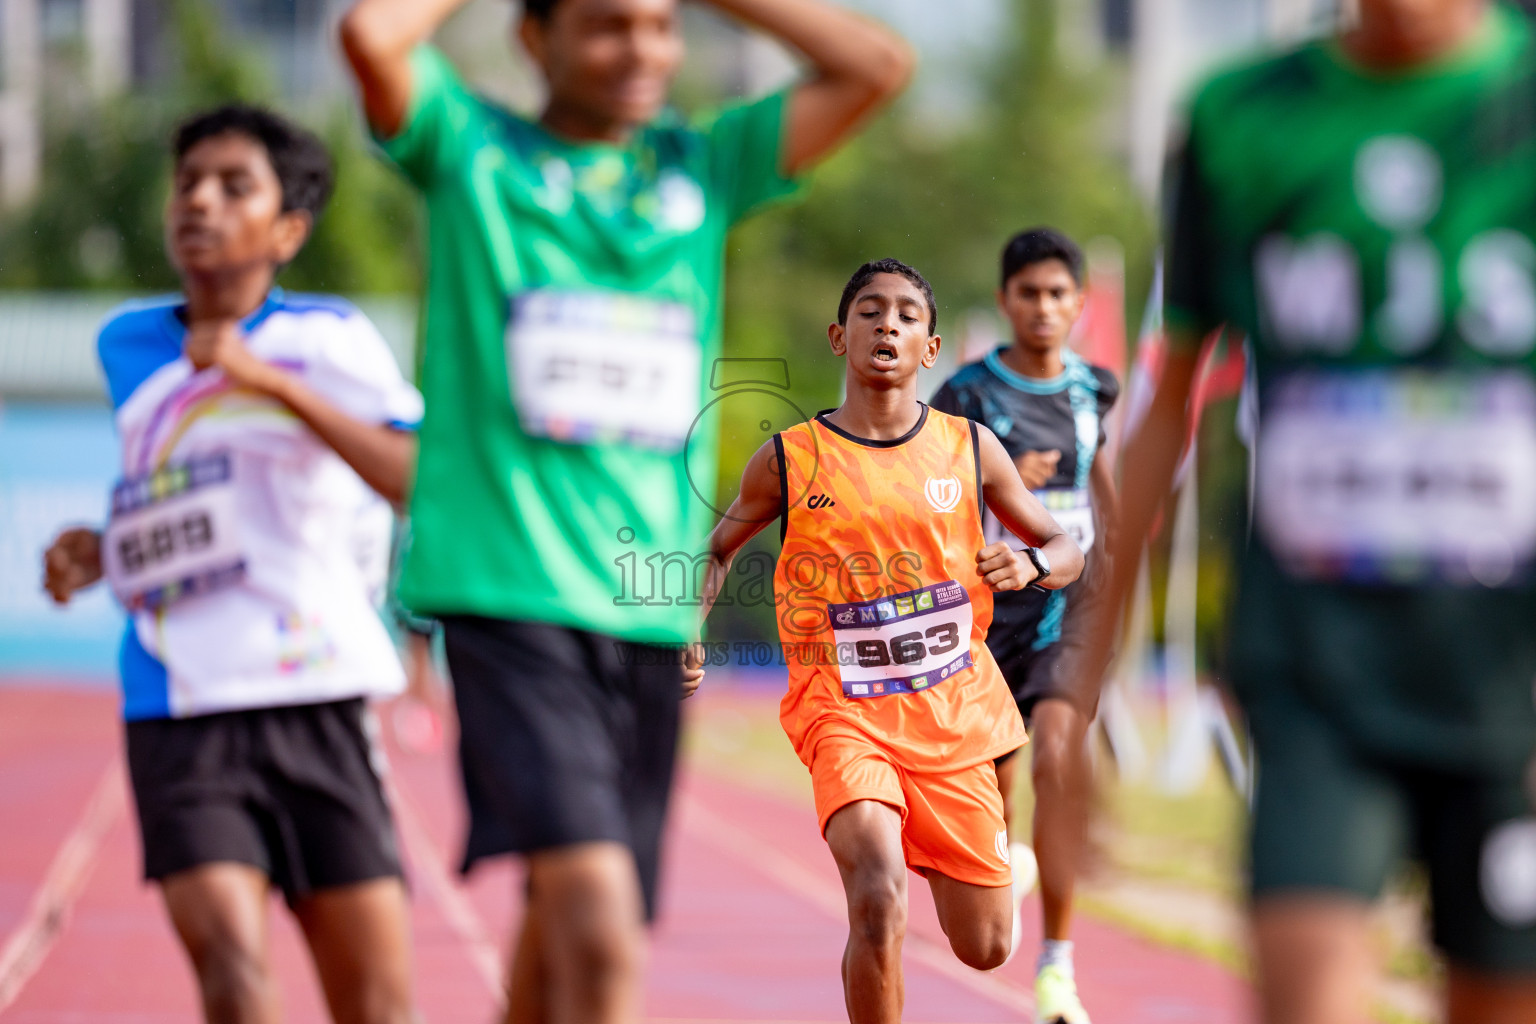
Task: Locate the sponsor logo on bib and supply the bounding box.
[925,476,962,513]
[827,580,973,699]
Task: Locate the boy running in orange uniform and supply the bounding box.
[689,258,1083,1023]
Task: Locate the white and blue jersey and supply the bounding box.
[97,291,424,720]
[931,347,1118,647]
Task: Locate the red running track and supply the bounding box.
[0,685,1254,1023]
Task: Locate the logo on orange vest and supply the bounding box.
[807,493,837,510]
[925,476,962,513]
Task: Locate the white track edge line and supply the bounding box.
[0,761,126,1012]
[388,781,506,1000]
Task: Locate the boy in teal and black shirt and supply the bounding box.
[932,228,1117,1024]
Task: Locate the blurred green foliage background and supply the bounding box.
[1,0,1226,649]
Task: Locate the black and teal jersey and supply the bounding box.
[931,347,1118,647]
[1168,2,1536,773]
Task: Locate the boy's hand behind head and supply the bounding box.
[975,541,1037,593]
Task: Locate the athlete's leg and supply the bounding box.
[995,748,1024,837]
[161,863,279,1024]
[1029,698,1091,942]
[292,878,417,1024]
[925,871,1012,971]
[521,841,645,1024]
[1446,967,1536,1023]
[825,800,908,1024]
[505,900,546,1024]
[1251,896,1375,1024]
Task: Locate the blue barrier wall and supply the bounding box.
[0,402,123,683]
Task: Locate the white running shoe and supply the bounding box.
[1001,841,1038,966]
[1035,963,1090,1024]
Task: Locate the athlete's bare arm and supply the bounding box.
[975,424,1084,590]
[339,0,470,137]
[683,438,783,695]
[1085,342,1202,655]
[185,320,417,505]
[702,0,913,175]
[1090,446,1119,552]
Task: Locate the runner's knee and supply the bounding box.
[529,851,645,984]
[329,978,417,1024]
[845,870,906,952]
[186,938,272,1022]
[1030,711,1085,789]
[947,920,1010,972]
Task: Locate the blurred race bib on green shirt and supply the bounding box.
[1255,370,1536,587]
[508,290,702,453]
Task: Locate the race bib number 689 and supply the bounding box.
[103,453,246,611]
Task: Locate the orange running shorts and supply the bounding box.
[810,734,1015,887]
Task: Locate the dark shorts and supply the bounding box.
[1247,687,1536,974]
[1230,546,1536,974]
[988,578,1106,724]
[125,698,402,905]
[440,616,683,921]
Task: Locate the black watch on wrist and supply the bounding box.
[1023,546,1051,591]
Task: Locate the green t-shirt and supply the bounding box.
[379,47,800,643]
[1167,4,1536,772]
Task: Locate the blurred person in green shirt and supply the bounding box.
[1098,1,1536,1022]
[339,0,910,1020]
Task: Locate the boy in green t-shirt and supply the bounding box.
[339,0,911,1019]
[1098,1,1536,1022]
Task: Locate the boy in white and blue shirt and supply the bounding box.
[44,105,422,1023]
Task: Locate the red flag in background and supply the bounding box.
[1070,240,1128,384]
[1069,240,1130,467]
[1117,255,1248,498]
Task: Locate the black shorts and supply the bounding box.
[988,579,1105,723]
[440,616,683,921]
[1230,545,1536,974]
[126,698,402,904]
[1246,683,1536,974]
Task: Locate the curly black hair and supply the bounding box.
[837,258,938,336]
[173,104,334,220]
[1000,227,1084,289]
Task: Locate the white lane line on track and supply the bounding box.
[679,793,1035,1016]
[0,761,125,1013]
[388,782,506,1000]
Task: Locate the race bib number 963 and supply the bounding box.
[1255,371,1536,587]
[103,453,246,611]
[508,290,702,452]
[827,581,974,699]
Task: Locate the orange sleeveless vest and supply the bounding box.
[773,406,1027,773]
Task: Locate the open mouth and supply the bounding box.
[873,345,897,364]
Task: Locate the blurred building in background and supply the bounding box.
[1,0,359,208]
[0,0,1356,210]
